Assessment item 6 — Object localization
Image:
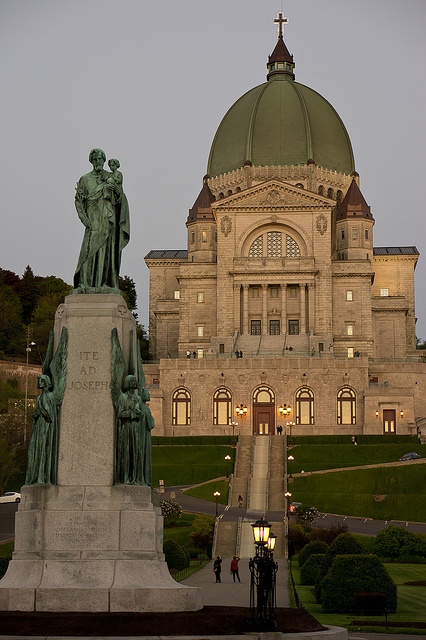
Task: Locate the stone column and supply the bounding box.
[308,283,315,335]
[242,285,249,335]
[233,283,241,334]
[262,284,268,335]
[280,283,287,335]
[300,283,306,334]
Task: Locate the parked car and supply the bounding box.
[0,491,21,504]
[289,501,303,513]
[399,452,421,461]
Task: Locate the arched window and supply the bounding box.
[172,388,191,425]
[327,187,334,199]
[337,387,356,425]
[296,387,314,425]
[253,386,275,403]
[248,232,300,258]
[336,190,343,203]
[213,388,232,425]
[318,185,325,196]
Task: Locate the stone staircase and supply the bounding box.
[258,334,286,356]
[233,335,260,357]
[247,436,269,512]
[215,435,287,558]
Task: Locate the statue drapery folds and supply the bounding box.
[74,149,130,292]
[25,328,68,485]
[111,329,154,486]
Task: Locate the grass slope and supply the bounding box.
[152,445,235,487]
[290,464,426,521]
[288,443,425,472]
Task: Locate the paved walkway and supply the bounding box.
[181,556,289,608]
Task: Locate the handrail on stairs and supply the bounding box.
[265,434,272,510]
[235,516,243,557]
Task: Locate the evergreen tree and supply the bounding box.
[0,279,24,356]
[18,266,41,325]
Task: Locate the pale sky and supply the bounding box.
[1,1,426,339]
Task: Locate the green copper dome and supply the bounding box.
[207,33,355,178]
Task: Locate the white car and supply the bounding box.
[0,492,21,504]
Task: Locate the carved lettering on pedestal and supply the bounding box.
[68,351,109,391]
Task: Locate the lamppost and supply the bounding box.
[230,420,238,437]
[214,491,220,517]
[287,454,294,479]
[248,517,278,631]
[24,328,36,445]
[224,454,231,478]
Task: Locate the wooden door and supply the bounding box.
[383,409,396,434]
[253,405,275,435]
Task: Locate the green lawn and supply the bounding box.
[152,445,235,487]
[291,561,426,632]
[290,464,426,522]
[288,443,426,472]
[184,479,229,504]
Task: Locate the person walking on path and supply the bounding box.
[230,556,241,583]
[213,555,222,583]
[238,494,243,508]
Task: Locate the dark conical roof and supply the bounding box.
[186,176,215,224]
[337,178,373,220]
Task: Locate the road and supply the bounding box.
[2,487,426,544]
[160,486,426,535]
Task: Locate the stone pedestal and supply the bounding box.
[0,294,201,612]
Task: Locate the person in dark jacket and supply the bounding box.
[213,555,222,583]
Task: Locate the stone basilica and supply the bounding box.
[144,14,425,439]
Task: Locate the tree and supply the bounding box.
[18,266,41,325]
[373,525,426,560]
[189,515,215,555]
[119,275,138,313]
[30,276,71,362]
[0,280,24,356]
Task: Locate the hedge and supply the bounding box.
[298,540,328,568]
[321,554,397,613]
[300,553,326,586]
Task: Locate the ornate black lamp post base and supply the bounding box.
[248,518,278,632]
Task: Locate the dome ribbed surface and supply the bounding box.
[207,75,355,177]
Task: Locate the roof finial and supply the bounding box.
[274,11,288,39]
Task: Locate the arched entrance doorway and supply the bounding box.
[253,385,275,435]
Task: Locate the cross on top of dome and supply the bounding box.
[274,11,288,39]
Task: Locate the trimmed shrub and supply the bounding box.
[298,540,328,567]
[374,525,426,560]
[163,539,188,571]
[321,554,397,613]
[316,533,366,602]
[300,553,326,586]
